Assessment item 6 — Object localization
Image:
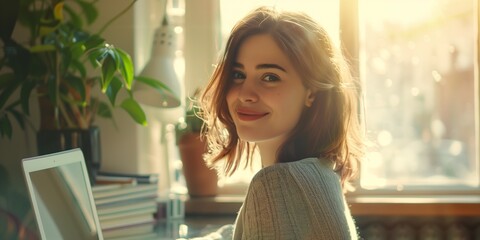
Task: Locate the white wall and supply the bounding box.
[184,0,221,97]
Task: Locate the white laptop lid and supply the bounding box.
[22,148,103,240]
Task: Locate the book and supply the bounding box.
[99,202,158,222]
[92,174,160,239]
[97,171,159,184]
[93,183,158,206]
[92,181,137,193]
[93,183,158,199]
[96,198,158,216]
[100,212,156,230]
[95,175,137,185]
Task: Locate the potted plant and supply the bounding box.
[0,0,170,181]
[175,90,218,197]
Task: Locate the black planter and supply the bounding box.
[36,127,101,185]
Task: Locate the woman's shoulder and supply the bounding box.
[249,157,341,191]
[252,158,336,179]
[242,158,357,239]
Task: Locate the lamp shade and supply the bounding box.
[135,16,182,109]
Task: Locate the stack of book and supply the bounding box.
[92,172,160,240]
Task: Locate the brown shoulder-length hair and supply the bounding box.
[200,6,365,191]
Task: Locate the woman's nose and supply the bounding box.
[238,79,259,103]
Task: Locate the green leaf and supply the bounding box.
[76,0,99,25]
[0,77,20,110]
[97,101,113,118]
[0,115,12,139]
[70,59,87,78]
[105,76,122,105]
[64,4,83,28]
[134,76,173,93]
[115,48,134,90]
[9,108,25,130]
[29,44,56,53]
[120,98,147,126]
[70,42,86,60]
[87,48,104,68]
[101,53,117,92]
[96,100,118,129]
[84,35,105,50]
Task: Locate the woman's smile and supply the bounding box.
[236,107,269,121]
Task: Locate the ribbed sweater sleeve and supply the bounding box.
[233,158,358,240]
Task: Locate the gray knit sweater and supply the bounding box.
[232,158,358,240]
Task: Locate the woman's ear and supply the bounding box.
[305,89,315,107]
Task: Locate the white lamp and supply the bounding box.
[135,14,182,109]
[134,7,185,195]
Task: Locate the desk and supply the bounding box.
[154,215,236,239]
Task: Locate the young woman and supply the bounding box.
[200,6,365,239]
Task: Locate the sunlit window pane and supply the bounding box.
[359,0,478,189]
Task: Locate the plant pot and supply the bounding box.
[36,127,101,185]
[177,132,218,197]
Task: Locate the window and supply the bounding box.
[357,0,479,191]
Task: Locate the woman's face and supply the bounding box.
[226,34,314,146]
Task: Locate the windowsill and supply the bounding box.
[185,195,243,216]
[347,194,480,216]
[185,194,480,217]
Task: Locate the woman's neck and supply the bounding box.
[259,149,276,167]
[257,138,284,167]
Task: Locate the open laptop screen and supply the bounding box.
[22,148,103,240]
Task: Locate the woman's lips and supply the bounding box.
[236,108,269,121]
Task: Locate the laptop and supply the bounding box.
[22,148,104,240]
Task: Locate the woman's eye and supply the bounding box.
[231,71,245,83]
[262,74,280,82]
